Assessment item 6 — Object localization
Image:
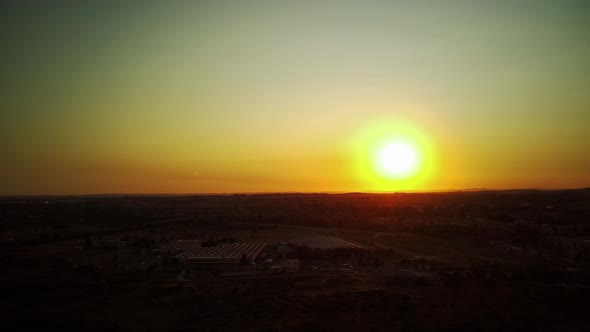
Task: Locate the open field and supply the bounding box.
[1,191,590,331]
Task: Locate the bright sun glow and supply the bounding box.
[379,143,418,176]
[352,119,435,191]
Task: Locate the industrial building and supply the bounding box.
[177,242,266,267]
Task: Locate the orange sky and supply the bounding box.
[1,1,590,194]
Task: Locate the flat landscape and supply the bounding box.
[2,190,589,331]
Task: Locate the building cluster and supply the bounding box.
[155,234,368,272]
[157,239,266,267]
[178,242,266,267]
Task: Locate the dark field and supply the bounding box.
[2,190,590,331]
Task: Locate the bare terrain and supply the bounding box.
[1,190,589,331]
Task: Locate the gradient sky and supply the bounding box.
[1,0,589,194]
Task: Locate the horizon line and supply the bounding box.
[1,187,589,198]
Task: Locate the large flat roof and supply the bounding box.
[177,242,266,261]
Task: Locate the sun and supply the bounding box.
[379,142,418,177]
[352,119,434,190]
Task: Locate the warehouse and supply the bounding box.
[177,242,266,267]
